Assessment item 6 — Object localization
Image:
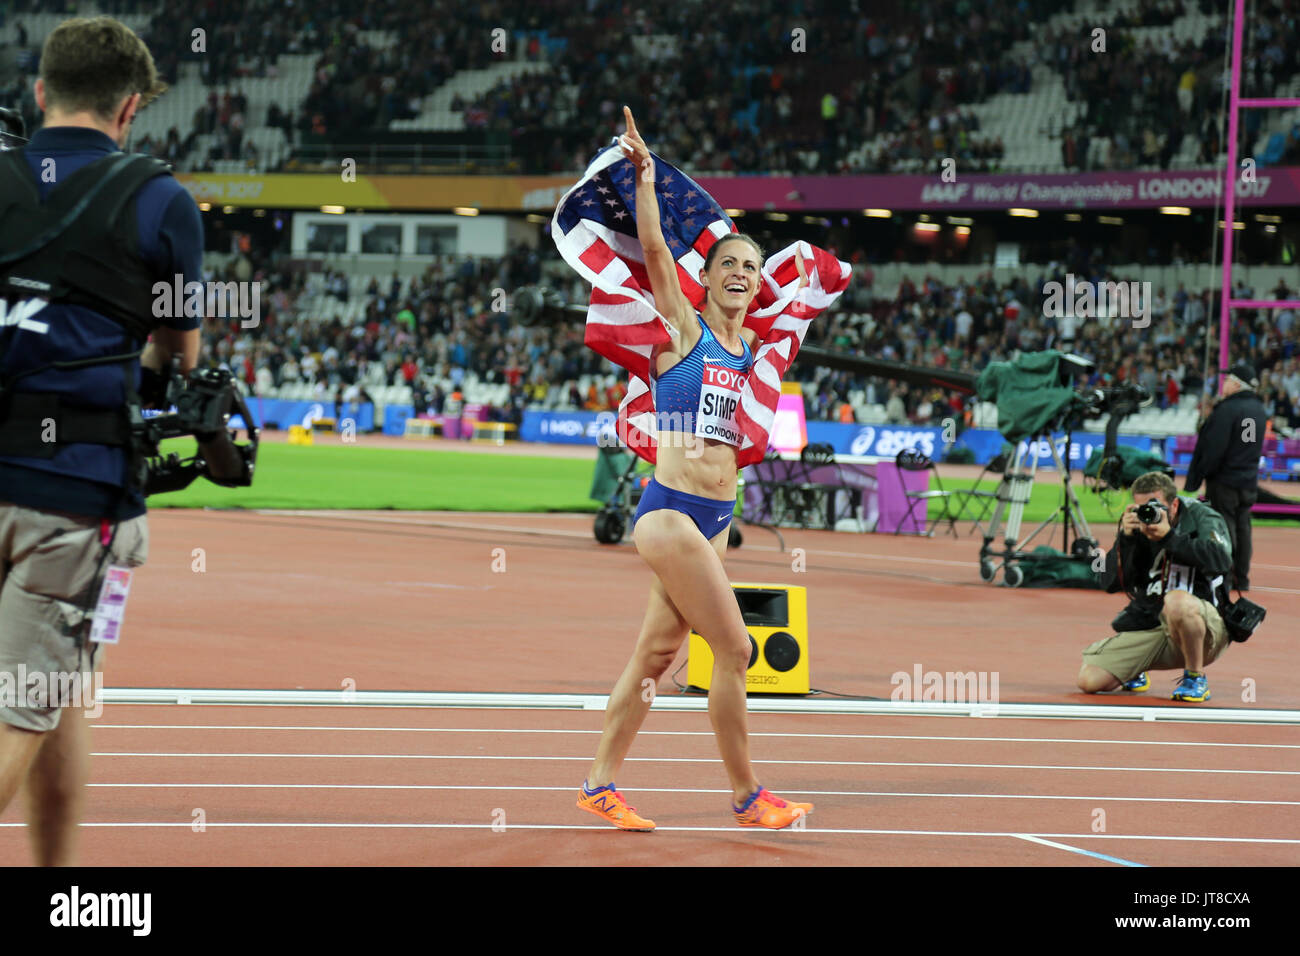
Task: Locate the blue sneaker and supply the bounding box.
[1171,671,1211,702]
[1122,672,1150,692]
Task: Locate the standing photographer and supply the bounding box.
[0,17,201,865]
[1078,472,1235,702]
[1184,361,1267,591]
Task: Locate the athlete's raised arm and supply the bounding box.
[619,106,694,339]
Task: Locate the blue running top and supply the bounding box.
[650,313,753,446]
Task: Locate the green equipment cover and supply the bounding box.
[975,350,1079,442]
[590,444,635,502]
[1017,546,1102,589]
[1083,445,1175,488]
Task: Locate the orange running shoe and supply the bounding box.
[577,782,656,831]
[733,787,814,829]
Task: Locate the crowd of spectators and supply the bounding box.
[199,241,618,427]
[445,0,1296,176]
[861,109,1006,175]
[6,0,1299,177]
[3,0,535,170]
[0,0,1075,175]
[6,3,1300,436]
[296,0,587,140]
[196,237,1300,442]
[1047,1,1229,171]
[798,264,1300,437]
[483,0,1046,176]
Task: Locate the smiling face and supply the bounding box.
[701,236,763,310]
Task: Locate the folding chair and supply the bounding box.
[893,449,994,537]
[781,442,854,530]
[744,449,796,526]
[957,457,1000,535]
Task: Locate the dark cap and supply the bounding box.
[1227,362,1258,388]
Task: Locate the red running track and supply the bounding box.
[1,508,1296,866]
[2,704,1296,866]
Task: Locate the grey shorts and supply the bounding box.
[0,503,148,732]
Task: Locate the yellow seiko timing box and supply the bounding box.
[687,583,809,695]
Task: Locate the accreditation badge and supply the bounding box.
[88,566,134,644]
[1163,561,1197,594]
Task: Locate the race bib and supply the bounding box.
[695,363,747,446]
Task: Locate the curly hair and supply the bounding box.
[1131,470,1178,504]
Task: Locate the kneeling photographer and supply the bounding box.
[1077,471,1237,703]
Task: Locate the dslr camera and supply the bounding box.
[1135,500,1167,524]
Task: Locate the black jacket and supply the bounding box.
[1185,389,1267,492]
[1097,497,1234,632]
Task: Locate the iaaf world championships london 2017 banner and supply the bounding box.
[699,168,1296,211]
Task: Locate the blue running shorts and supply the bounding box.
[633,476,736,539]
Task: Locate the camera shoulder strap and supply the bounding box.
[1,150,173,341]
[1,152,136,265]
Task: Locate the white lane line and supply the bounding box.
[89,753,1300,774]
[771,548,969,567]
[82,783,1300,806]
[1013,834,1145,867]
[90,725,1300,749]
[0,822,1295,843]
[98,690,1300,724]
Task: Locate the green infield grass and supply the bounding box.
[146,437,1299,529]
[148,440,604,512]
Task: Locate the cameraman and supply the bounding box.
[1077,472,1234,702]
[0,18,201,864]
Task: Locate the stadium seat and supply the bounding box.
[391,61,547,133]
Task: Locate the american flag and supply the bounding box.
[551,141,851,467]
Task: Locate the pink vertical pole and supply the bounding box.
[1219,0,1248,392]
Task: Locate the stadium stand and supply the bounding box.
[6,0,1299,176]
[3,0,1298,472]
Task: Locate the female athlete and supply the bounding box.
[576,107,813,831]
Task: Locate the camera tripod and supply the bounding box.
[978,428,1097,587]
